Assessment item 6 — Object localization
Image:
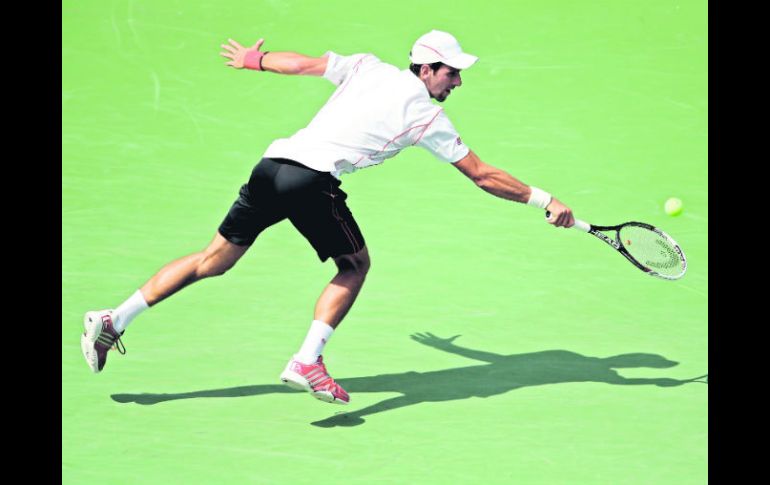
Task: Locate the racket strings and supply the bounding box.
[619,225,683,277]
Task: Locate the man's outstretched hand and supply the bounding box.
[545,197,575,228]
[220,38,265,69]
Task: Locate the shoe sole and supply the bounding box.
[280,369,349,405]
[81,312,103,373]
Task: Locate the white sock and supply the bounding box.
[113,290,149,333]
[295,320,334,364]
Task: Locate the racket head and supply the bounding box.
[614,222,687,280]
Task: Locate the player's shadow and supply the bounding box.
[111,333,707,427]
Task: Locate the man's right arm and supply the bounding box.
[452,149,575,228]
[220,38,328,76]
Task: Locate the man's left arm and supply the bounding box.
[220,38,328,76]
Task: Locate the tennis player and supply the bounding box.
[81,30,575,405]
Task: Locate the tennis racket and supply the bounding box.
[546,211,687,280]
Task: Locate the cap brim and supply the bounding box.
[444,53,478,70]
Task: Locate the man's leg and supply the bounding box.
[294,246,370,363]
[314,246,371,328]
[83,158,289,373]
[280,246,370,404]
[273,163,369,403]
[140,232,250,307]
[117,231,250,331]
[81,232,250,373]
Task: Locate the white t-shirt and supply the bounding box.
[263,51,470,178]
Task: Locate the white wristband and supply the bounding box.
[527,186,552,209]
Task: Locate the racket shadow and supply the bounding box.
[111,334,706,427]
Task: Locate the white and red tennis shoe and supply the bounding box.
[280,355,349,405]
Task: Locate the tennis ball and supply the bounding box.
[664,197,683,216]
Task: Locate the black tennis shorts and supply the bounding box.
[218,157,365,261]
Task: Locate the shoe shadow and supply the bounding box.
[111,333,707,428]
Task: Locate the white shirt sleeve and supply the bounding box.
[322,51,375,86]
[416,110,470,163]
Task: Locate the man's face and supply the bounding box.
[421,65,463,102]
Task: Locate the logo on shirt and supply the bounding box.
[456,136,463,146]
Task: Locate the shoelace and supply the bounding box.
[305,363,333,389]
[111,332,127,355]
[316,372,342,391]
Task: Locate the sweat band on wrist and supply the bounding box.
[526,186,552,209]
[244,50,268,71]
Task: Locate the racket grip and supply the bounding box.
[571,219,591,232]
[545,211,591,232]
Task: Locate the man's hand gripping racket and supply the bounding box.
[545,209,687,280]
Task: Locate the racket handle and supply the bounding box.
[571,219,591,232]
[545,211,591,232]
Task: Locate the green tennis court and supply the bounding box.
[62,1,708,483]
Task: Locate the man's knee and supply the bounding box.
[196,234,248,279]
[335,248,370,277]
[196,252,237,278]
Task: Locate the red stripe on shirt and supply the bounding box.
[330,54,372,102]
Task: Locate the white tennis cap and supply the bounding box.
[409,30,478,70]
